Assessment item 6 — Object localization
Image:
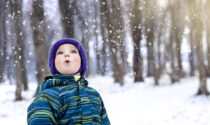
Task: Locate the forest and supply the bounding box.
[0,0,210,102]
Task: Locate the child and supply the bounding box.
[27,38,110,125]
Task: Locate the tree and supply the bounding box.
[144,0,156,77]
[9,0,28,100]
[153,6,165,85]
[59,0,76,38]
[31,0,50,84]
[99,0,110,76]
[0,0,7,83]
[93,1,102,75]
[189,0,209,95]
[168,0,186,83]
[106,0,126,85]
[205,0,210,77]
[76,0,93,77]
[189,30,195,76]
[130,0,144,82]
[99,0,126,85]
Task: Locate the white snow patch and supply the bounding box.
[1,75,210,125]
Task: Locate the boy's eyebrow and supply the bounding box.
[70,47,78,51]
[56,49,63,52]
[56,47,78,52]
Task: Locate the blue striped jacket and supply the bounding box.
[27,74,110,125]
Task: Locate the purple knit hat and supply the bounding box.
[49,38,87,76]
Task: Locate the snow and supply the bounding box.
[1,75,210,125]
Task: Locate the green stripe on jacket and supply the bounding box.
[27,74,110,125]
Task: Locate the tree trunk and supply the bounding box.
[133,37,144,82]
[195,34,209,95]
[59,0,76,38]
[101,40,107,76]
[106,0,125,85]
[14,0,28,91]
[169,29,181,83]
[169,29,175,71]
[154,31,162,85]
[176,31,183,73]
[131,0,144,82]
[0,0,7,83]
[99,0,109,76]
[207,33,210,77]
[189,1,209,95]
[168,0,181,83]
[9,0,27,100]
[94,2,101,75]
[77,2,90,77]
[175,26,185,79]
[206,0,210,77]
[83,37,90,77]
[157,30,162,76]
[154,66,159,85]
[31,0,50,84]
[96,41,101,74]
[80,34,90,77]
[189,32,195,76]
[146,28,155,77]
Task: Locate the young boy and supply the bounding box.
[27,38,110,125]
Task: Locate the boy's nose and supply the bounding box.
[65,53,70,57]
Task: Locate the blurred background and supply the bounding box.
[0,0,210,124]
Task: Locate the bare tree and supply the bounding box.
[144,0,156,77]
[99,0,109,76]
[0,0,8,83]
[153,7,165,85]
[189,0,209,95]
[59,0,76,38]
[205,0,210,77]
[168,0,186,83]
[101,40,107,76]
[9,0,28,100]
[93,1,102,74]
[76,1,91,77]
[189,31,195,76]
[104,0,126,85]
[130,0,144,82]
[31,0,50,84]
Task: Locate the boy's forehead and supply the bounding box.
[57,43,77,50]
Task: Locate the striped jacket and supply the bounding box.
[27,74,110,125]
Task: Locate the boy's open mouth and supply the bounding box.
[65,60,70,63]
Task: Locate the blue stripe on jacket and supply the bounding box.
[27,74,110,125]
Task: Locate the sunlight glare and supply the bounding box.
[158,0,168,8]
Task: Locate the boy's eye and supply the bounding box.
[71,50,77,53]
[57,51,63,55]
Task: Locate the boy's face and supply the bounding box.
[55,44,81,75]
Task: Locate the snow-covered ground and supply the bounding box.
[1,74,210,125]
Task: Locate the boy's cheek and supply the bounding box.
[55,58,63,67]
[73,57,81,63]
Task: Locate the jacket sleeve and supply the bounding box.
[100,97,111,125]
[27,92,59,125]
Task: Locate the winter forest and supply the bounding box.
[1,0,210,124]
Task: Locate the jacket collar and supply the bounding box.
[35,74,88,96]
